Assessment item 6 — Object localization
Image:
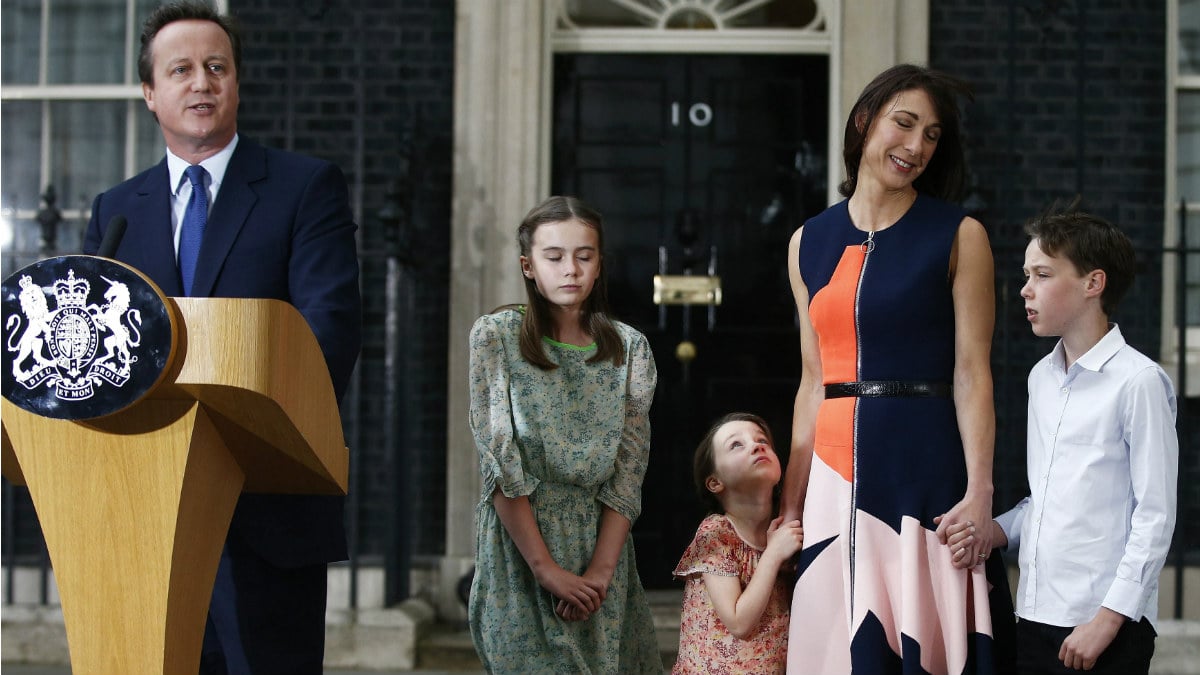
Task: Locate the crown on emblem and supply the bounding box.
[54,269,90,308]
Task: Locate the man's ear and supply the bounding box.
[142,82,156,112]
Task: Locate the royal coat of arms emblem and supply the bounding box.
[8,269,142,400]
[3,256,175,419]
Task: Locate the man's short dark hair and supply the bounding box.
[1025,205,1136,317]
[138,1,242,85]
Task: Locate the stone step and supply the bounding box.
[3,593,1195,673]
[417,590,682,671]
[414,625,481,671]
[416,591,1200,675]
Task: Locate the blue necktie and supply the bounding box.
[179,164,208,296]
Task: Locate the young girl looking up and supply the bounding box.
[467,196,661,674]
[673,412,804,675]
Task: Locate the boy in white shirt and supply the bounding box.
[947,209,1178,674]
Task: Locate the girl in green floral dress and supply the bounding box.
[467,196,661,674]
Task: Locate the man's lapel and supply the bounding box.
[189,140,264,297]
[129,161,184,297]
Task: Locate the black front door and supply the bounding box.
[552,53,828,587]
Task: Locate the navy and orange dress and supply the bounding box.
[787,194,1012,675]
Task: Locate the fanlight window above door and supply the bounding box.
[555,0,825,31]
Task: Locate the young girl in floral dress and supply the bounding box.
[673,412,804,674]
[467,195,661,674]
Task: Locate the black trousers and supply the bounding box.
[1015,616,1156,675]
[199,536,330,675]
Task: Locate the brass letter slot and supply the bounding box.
[653,275,722,306]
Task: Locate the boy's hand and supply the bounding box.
[934,490,994,568]
[1059,607,1125,670]
[935,516,977,569]
[764,517,804,564]
[935,513,1005,570]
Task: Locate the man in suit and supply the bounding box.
[83,2,361,673]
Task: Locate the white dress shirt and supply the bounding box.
[166,134,239,260]
[995,324,1178,629]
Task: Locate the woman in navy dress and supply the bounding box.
[781,64,1014,674]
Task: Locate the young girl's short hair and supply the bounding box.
[692,412,775,515]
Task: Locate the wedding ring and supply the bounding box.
[977,554,987,559]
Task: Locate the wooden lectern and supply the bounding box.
[1,297,348,675]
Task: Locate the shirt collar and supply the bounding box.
[1050,323,1126,374]
[167,133,239,195]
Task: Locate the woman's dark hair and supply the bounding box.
[839,64,974,202]
[692,412,775,515]
[510,195,625,370]
[138,1,242,85]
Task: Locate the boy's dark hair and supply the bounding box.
[1024,206,1136,317]
[692,412,775,515]
[840,64,974,202]
[138,1,242,85]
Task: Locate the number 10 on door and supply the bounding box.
[671,102,713,127]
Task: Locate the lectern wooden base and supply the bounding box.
[2,287,347,675]
[3,399,243,674]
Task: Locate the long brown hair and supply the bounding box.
[839,64,974,202]
[510,196,625,370]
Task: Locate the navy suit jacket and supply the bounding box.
[84,137,362,567]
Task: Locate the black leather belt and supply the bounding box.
[824,380,952,399]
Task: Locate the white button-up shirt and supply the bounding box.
[995,324,1178,629]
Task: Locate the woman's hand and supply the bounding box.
[938,517,980,569]
[945,217,998,570]
[934,489,994,569]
